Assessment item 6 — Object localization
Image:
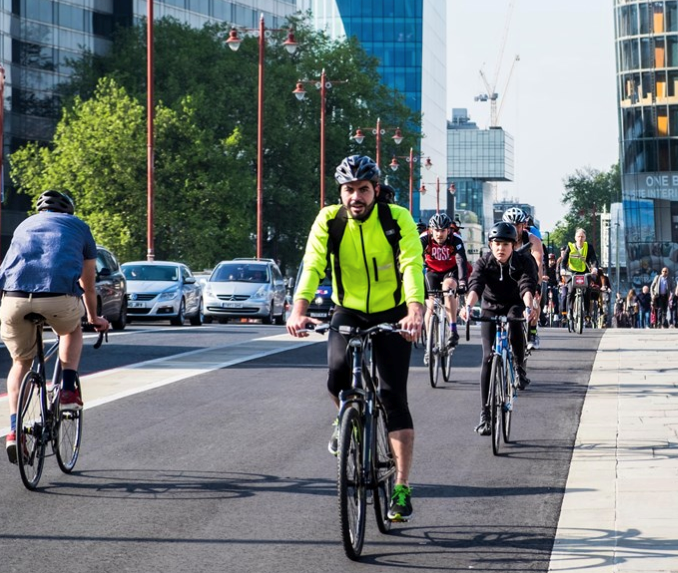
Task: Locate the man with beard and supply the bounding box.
[287,155,425,522]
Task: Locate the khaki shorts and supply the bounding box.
[0,294,83,361]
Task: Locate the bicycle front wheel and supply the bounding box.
[338,406,367,561]
[576,294,584,334]
[427,313,440,388]
[489,355,503,456]
[502,361,514,444]
[16,371,47,490]
[441,313,453,382]
[373,404,395,535]
[54,377,83,473]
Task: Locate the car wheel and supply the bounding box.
[274,301,285,325]
[262,305,274,325]
[111,299,127,330]
[170,300,185,326]
[189,299,203,326]
[203,316,213,324]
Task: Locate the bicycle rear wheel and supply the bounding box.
[502,361,514,444]
[373,404,395,534]
[489,355,503,456]
[16,371,47,490]
[441,313,453,382]
[54,376,83,473]
[338,406,366,561]
[426,313,441,388]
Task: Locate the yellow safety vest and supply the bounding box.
[568,242,588,273]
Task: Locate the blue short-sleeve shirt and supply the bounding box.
[0,212,97,296]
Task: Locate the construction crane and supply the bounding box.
[474,0,519,127]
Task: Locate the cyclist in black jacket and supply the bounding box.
[460,222,538,435]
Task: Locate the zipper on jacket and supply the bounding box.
[372,258,379,281]
[359,225,371,313]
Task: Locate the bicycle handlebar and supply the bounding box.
[91,328,109,349]
[298,322,408,337]
[473,315,527,324]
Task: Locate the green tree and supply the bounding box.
[52,15,421,272]
[549,163,621,253]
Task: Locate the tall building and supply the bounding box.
[0,0,299,251]
[614,0,678,290]
[309,0,447,219]
[447,108,514,234]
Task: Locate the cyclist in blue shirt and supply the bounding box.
[0,190,109,464]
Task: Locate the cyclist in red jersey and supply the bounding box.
[421,212,469,350]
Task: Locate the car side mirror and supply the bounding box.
[184,276,196,284]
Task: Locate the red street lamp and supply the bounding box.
[351,118,403,169]
[227,15,297,259]
[389,148,432,213]
[0,65,4,253]
[293,69,347,208]
[419,179,456,214]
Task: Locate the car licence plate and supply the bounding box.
[129,301,146,308]
[222,302,242,308]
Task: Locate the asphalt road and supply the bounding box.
[0,323,603,573]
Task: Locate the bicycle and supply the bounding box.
[425,289,456,388]
[565,272,592,335]
[467,313,526,456]
[302,322,399,561]
[16,314,107,490]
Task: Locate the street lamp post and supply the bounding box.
[147,1,154,260]
[293,69,347,208]
[0,65,5,253]
[388,148,431,213]
[227,15,297,258]
[419,177,444,213]
[448,182,456,221]
[351,119,403,169]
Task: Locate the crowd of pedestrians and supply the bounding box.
[612,266,678,328]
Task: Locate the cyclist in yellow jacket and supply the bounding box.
[560,228,598,323]
[287,155,425,522]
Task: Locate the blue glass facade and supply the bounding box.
[615,0,678,288]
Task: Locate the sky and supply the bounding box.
[446,0,619,232]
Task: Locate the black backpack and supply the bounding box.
[326,203,403,306]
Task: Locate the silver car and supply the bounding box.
[121,261,202,326]
[203,258,286,324]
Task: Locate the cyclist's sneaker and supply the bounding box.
[387,484,413,522]
[446,330,460,348]
[527,332,536,351]
[475,409,491,435]
[60,389,83,411]
[532,333,540,350]
[423,351,429,366]
[517,366,531,390]
[328,418,339,456]
[6,431,17,465]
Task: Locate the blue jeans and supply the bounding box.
[640,310,651,328]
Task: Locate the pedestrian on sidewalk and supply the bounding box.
[637,285,652,329]
[650,267,674,328]
[625,288,639,328]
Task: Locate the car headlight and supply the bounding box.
[158,289,179,301]
[203,284,213,296]
[250,286,269,302]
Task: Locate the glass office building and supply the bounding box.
[0,0,300,250]
[447,108,514,233]
[310,0,447,218]
[615,0,678,288]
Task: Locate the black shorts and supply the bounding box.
[425,269,458,294]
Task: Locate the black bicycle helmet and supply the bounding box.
[488,222,518,242]
[36,190,75,214]
[502,207,526,225]
[377,183,396,204]
[429,212,452,230]
[335,155,380,185]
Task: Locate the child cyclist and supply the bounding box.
[421,212,469,353]
[459,222,539,435]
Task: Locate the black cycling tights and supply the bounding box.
[327,305,413,432]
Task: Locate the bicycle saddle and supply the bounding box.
[24,312,47,324]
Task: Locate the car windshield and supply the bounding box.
[122,265,179,282]
[211,264,269,283]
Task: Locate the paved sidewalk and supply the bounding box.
[548,329,678,573]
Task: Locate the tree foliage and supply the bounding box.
[18,14,422,273]
[549,163,621,253]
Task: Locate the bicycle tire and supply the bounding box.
[16,371,47,490]
[576,294,584,334]
[502,360,514,444]
[426,313,440,388]
[54,376,83,473]
[373,404,394,535]
[441,313,454,382]
[489,355,502,456]
[338,406,366,561]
